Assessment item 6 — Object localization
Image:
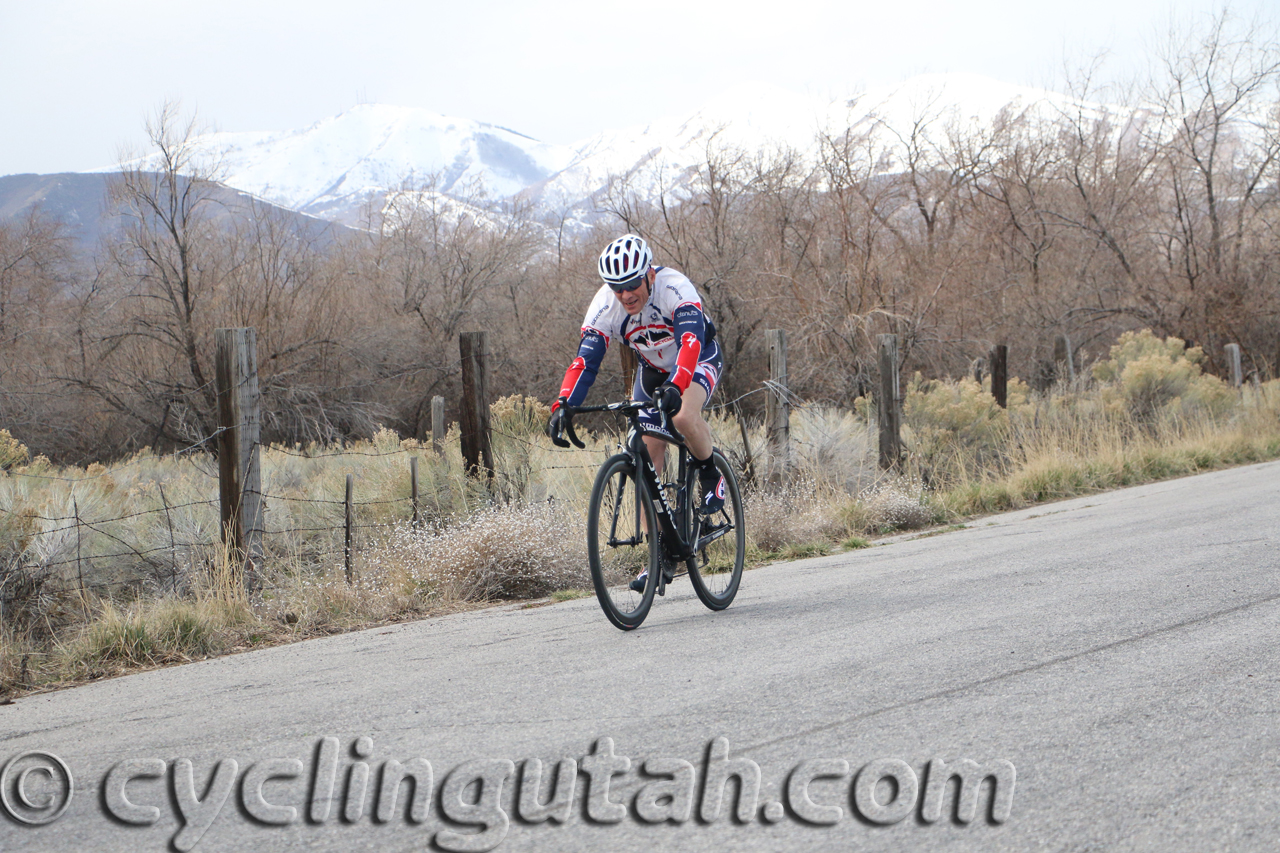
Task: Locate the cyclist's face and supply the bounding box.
[614,269,650,315]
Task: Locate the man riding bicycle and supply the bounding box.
[547,234,726,589]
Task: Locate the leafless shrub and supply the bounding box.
[361,501,589,601]
[745,477,847,553]
[856,477,935,533]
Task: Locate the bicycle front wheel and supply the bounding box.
[686,450,745,611]
[587,454,659,630]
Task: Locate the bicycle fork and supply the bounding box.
[629,431,696,570]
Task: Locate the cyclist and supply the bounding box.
[547,234,726,590]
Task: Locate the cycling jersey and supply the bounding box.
[557,267,719,408]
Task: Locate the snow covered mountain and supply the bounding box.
[519,72,1121,216]
[103,104,578,225]
[522,82,835,213]
[523,73,1101,213]
[91,73,1119,226]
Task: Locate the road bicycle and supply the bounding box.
[554,400,745,630]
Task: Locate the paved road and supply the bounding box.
[3,461,1279,852]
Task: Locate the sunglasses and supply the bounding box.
[609,272,647,294]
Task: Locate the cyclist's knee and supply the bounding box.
[681,382,709,411]
[671,406,706,435]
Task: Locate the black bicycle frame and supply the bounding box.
[564,401,695,562]
[626,416,695,562]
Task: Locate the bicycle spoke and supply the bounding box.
[607,471,626,543]
[587,456,657,630]
[686,451,745,610]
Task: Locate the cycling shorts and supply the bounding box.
[632,338,721,439]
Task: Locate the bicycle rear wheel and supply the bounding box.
[587,454,659,630]
[685,450,745,611]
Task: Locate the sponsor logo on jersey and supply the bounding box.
[630,327,673,347]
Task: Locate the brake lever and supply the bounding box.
[548,406,572,448]
[566,417,586,449]
[657,406,678,439]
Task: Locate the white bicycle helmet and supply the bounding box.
[597,234,653,290]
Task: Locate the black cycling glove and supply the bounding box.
[656,382,683,416]
[547,399,570,447]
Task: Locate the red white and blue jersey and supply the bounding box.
[556,267,719,408]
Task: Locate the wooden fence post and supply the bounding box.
[765,329,790,485]
[734,401,756,487]
[431,395,446,458]
[344,473,354,585]
[620,346,637,398]
[410,456,420,529]
[159,483,179,594]
[459,332,494,478]
[878,334,901,470]
[1224,343,1243,388]
[215,327,263,592]
[73,497,86,615]
[989,344,1009,409]
[1054,334,1075,383]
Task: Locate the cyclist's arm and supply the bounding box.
[554,329,609,410]
[669,302,707,393]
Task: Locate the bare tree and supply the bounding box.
[73,101,227,447]
[0,208,69,341]
[1146,8,1280,362]
[363,177,540,436]
[0,209,75,446]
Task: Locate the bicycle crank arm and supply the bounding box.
[697,524,732,551]
[664,544,696,562]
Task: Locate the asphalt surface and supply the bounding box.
[2,460,1278,852]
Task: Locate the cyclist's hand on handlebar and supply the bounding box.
[547,398,571,448]
[656,382,683,416]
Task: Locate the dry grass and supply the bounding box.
[358,502,590,602]
[745,477,849,555]
[940,402,1280,517]
[854,478,939,533]
[3,341,1280,696]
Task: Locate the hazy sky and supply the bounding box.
[0,0,1272,175]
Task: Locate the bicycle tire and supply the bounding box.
[587,454,659,630]
[685,450,745,611]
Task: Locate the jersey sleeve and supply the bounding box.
[670,303,706,391]
[554,287,621,410]
[555,329,609,408]
[653,269,708,392]
[581,285,623,340]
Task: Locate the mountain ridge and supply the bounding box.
[7,72,1195,231]
[0,172,356,249]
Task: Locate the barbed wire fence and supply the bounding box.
[0,326,908,625]
[2,320,1262,634]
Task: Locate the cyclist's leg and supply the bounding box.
[670,382,711,461]
[642,435,669,478]
[671,354,727,513]
[633,362,673,479]
[670,350,721,462]
[632,363,672,583]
